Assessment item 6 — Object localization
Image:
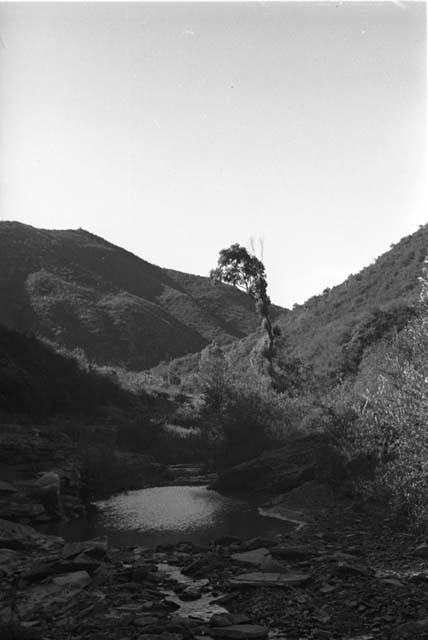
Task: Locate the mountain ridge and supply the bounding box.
[0,221,285,369]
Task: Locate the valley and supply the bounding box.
[1,221,428,640]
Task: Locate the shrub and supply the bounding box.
[197,343,289,467]
[339,260,428,526]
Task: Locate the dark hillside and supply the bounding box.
[0,222,280,369]
[0,324,139,422]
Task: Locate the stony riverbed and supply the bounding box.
[3,489,428,640]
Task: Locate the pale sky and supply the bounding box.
[0,1,426,307]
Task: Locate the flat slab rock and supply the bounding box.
[52,570,91,588]
[229,571,311,587]
[210,624,268,639]
[231,548,271,566]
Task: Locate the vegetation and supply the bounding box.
[0,221,275,370]
[195,341,311,467]
[0,324,131,421]
[151,225,428,386]
[335,260,428,527]
[2,221,428,525]
[211,243,278,378]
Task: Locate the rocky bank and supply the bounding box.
[0,424,169,525]
[3,486,428,640]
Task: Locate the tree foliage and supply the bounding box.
[210,243,276,376]
[210,243,269,302]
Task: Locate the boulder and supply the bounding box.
[35,471,63,519]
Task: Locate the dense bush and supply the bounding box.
[155,426,205,464]
[197,343,295,467]
[330,261,428,526]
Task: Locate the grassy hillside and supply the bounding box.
[0,222,281,369]
[151,224,428,383]
[276,223,427,377]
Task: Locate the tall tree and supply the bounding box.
[210,243,276,375]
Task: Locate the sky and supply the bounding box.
[0,1,426,308]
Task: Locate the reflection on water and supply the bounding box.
[55,485,293,547]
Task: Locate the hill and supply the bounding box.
[151,224,428,383]
[0,324,134,422]
[275,223,428,377]
[0,222,284,369]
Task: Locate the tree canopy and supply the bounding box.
[210,243,270,305]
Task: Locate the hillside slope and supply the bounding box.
[0,222,283,369]
[151,224,428,382]
[274,223,428,376]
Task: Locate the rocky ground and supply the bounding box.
[0,425,170,525]
[2,482,428,640]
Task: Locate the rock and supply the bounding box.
[392,618,428,638]
[69,552,102,573]
[23,562,58,582]
[215,536,242,547]
[62,537,108,560]
[229,571,311,587]
[0,518,63,551]
[210,624,268,638]
[240,538,277,551]
[0,536,27,551]
[134,616,162,627]
[52,570,91,588]
[0,548,21,575]
[0,480,19,493]
[231,548,271,567]
[270,545,315,560]
[331,550,363,562]
[32,471,64,520]
[335,561,374,578]
[210,592,239,605]
[0,502,46,520]
[179,586,202,601]
[379,577,406,588]
[210,614,235,627]
[210,614,252,627]
[259,557,289,573]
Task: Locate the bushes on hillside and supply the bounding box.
[0,325,133,421]
[197,343,296,467]
[332,260,428,526]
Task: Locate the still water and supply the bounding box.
[56,485,293,546]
